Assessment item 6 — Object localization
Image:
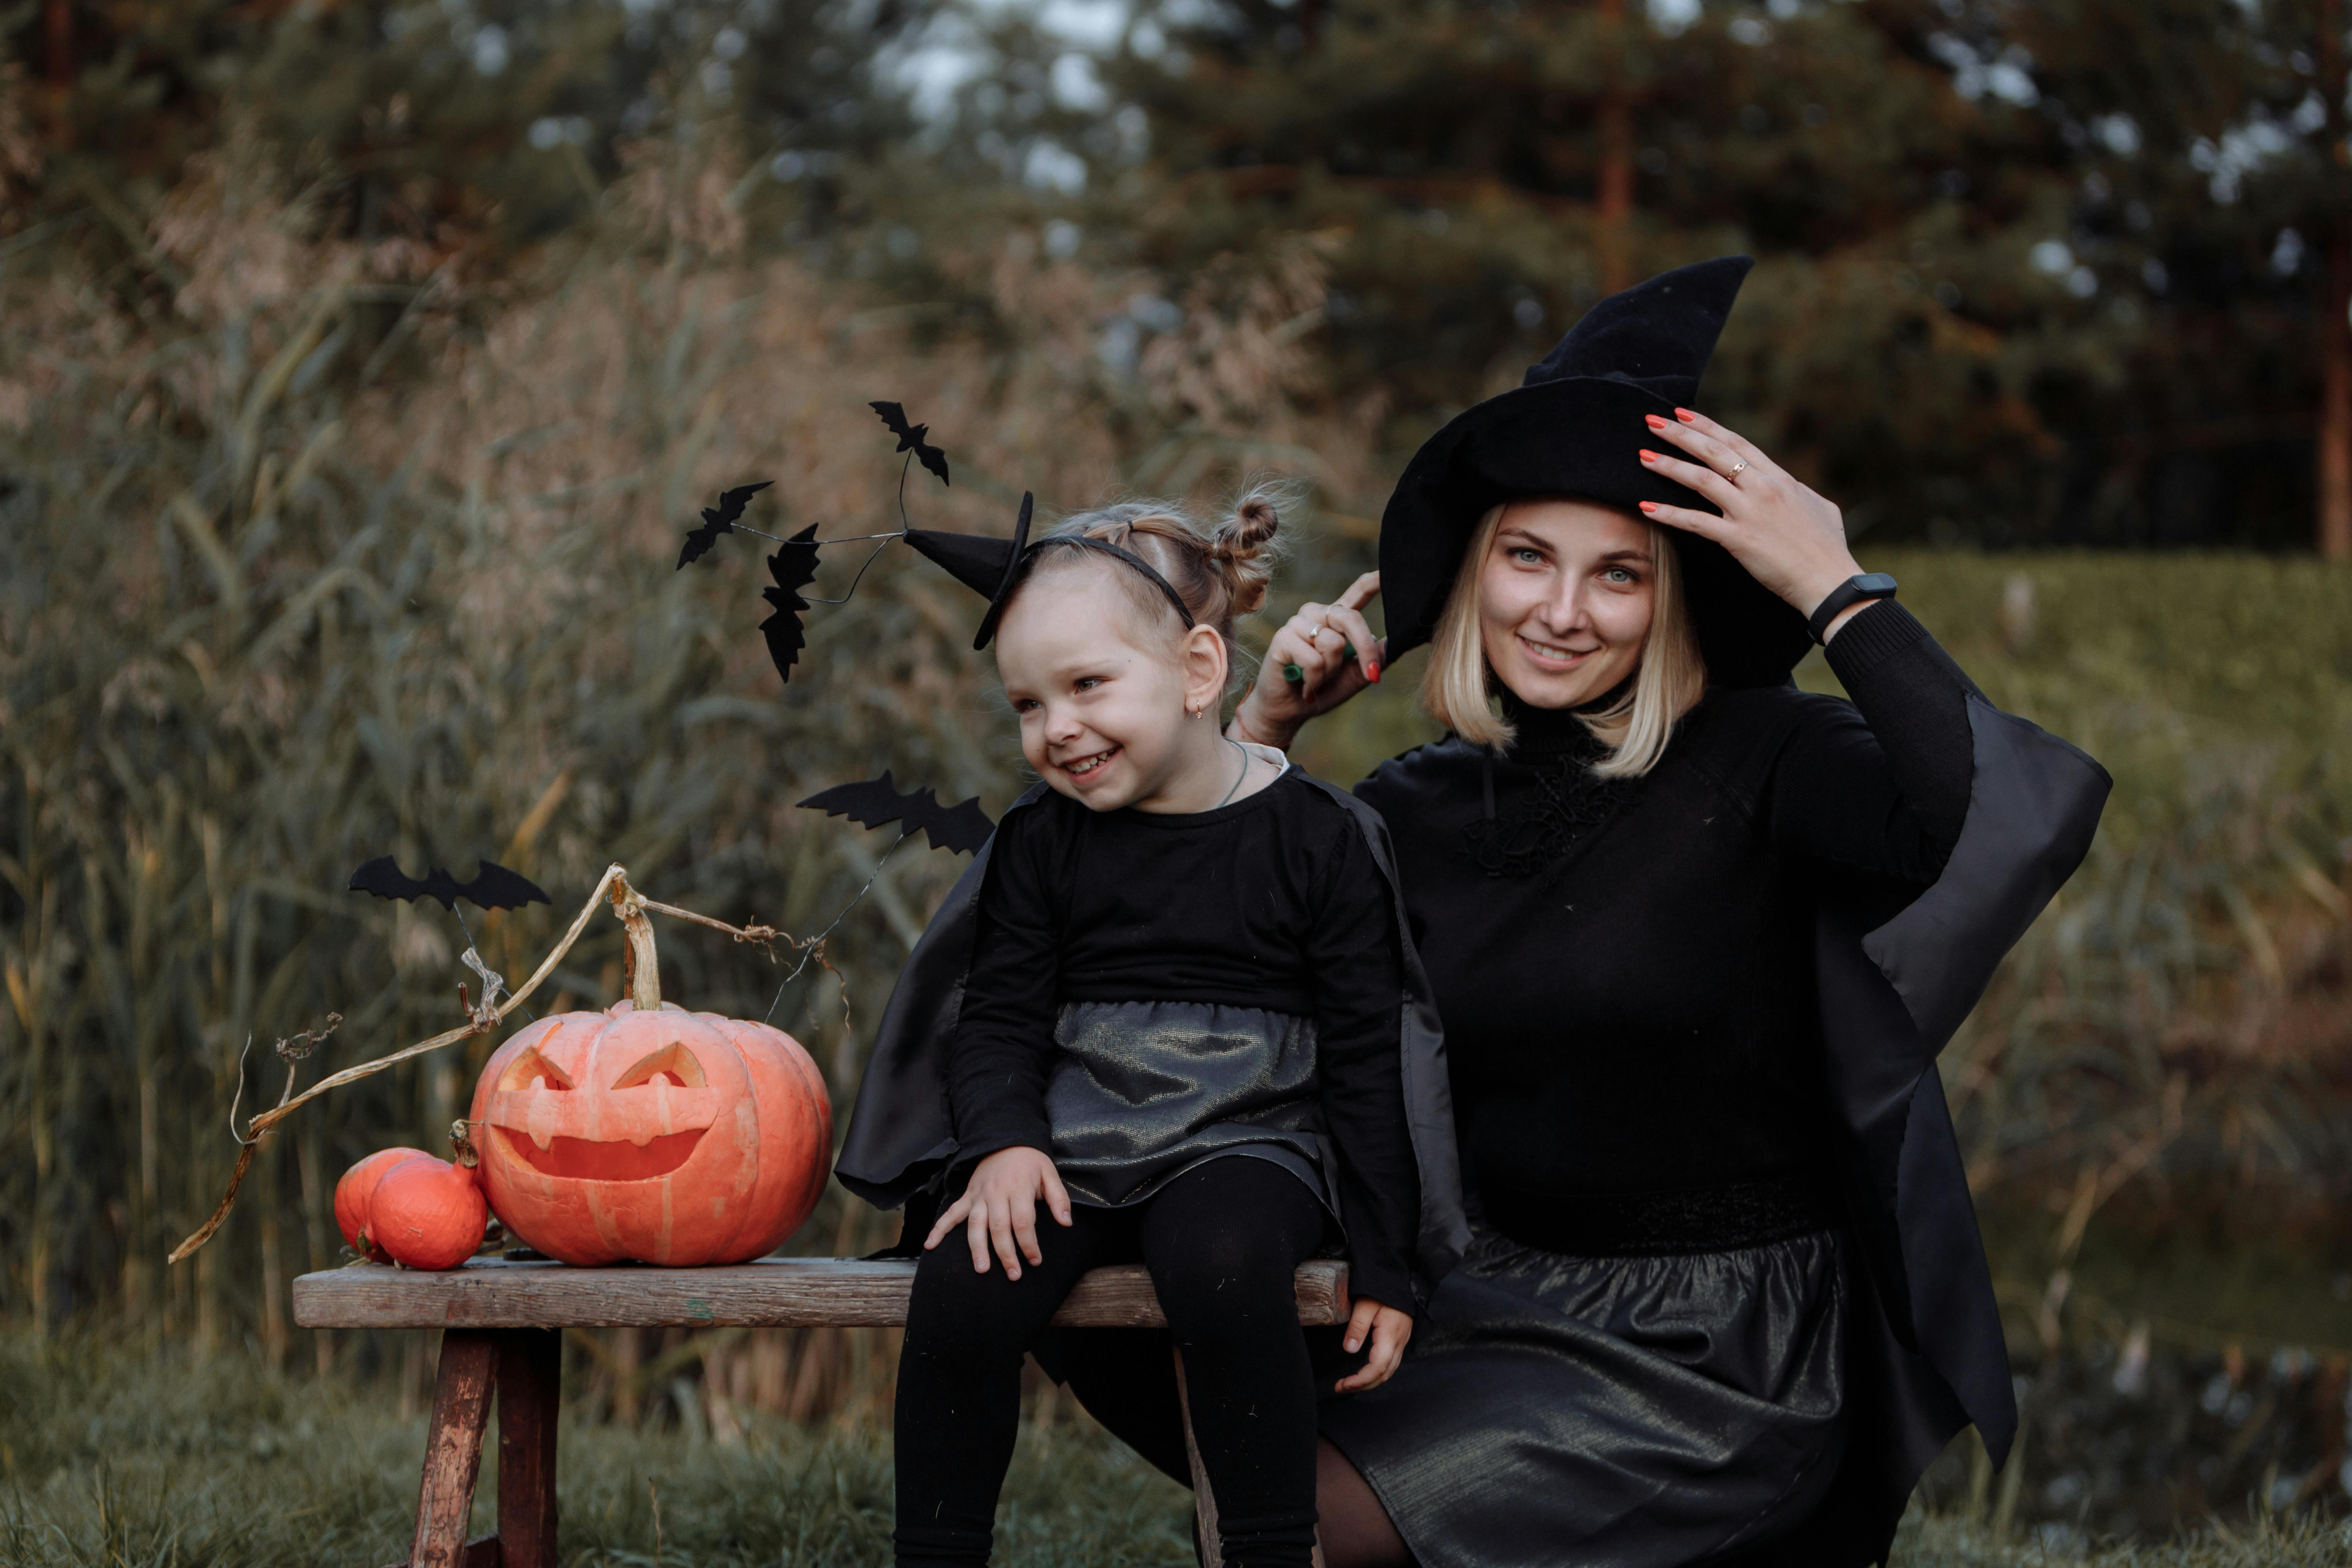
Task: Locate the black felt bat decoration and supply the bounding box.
[869,402,951,487]
[798,771,995,856]
[760,523,823,685]
[677,481,774,570]
[349,856,551,912]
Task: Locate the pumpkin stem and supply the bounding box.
[607,868,664,1011]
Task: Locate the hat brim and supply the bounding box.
[1377,377,1811,689]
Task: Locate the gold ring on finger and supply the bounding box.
[1726,460,1749,481]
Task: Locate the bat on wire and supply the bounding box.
[348,857,551,912]
[868,401,951,487]
[798,771,996,856]
[676,481,776,569]
[760,524,823,685]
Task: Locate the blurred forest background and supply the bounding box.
[5,0,2352,1555]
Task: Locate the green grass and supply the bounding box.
[0,1334,1188,1567]
[3,1336,2348,1567]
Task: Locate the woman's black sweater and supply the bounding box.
[947,767,1423,1313]
[1354,601,1980,1246]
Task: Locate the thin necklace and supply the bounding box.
[1215,738,1251,808]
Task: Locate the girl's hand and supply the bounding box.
[1634,409,1874,640]
[1333,1297,1413,1393]
[924,1146,1072,1279]
[1230,573,1387,753]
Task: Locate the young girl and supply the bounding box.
[846,494,1464,1567]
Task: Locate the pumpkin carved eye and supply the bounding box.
[612,1042,706,1090]
[499,1045,575,1093]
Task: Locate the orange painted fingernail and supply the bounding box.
[1639,449,1659,463]
[1365,660,1381,683]
[1644,413,1668,430]
[1675,407,1697,422]
[1640,501,1659,514]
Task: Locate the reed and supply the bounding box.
[0,133,1385,1412]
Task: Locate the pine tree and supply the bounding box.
[1077,0,2352,549]
[5,0,928,284]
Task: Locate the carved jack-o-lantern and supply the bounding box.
[470,1000,832,1266]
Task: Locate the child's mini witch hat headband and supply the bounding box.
[908,495,1199,650]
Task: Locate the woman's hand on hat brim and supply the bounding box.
[1231,572,1388,752]
[1633,410,1870,637]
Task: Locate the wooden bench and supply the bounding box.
[293,1255,1350,1568]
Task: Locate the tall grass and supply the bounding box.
[0,134,1384,1385]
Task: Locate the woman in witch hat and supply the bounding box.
[1026,257,2110,1565]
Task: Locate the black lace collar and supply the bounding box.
[1497,680,1630,761]
[1462,680,1642,879]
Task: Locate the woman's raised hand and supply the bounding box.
[924,1145,1072,1279]
[1635,409,1870,635]
[1230,572,1387,753]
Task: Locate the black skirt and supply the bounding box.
[1044,999,1329,1213]
[1318,1225,1849,1568]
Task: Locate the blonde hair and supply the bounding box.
[1011,485,1290,692]
[1418,501,1706,778]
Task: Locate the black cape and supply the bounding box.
[1773,689,2107,1560]
[835,772,1472,1291]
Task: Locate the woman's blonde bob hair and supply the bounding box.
[1418,499,1707,778]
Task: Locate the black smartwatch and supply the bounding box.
[1807,572,1899,643]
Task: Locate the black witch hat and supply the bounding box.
[1378,256,1811,688]
[902,492,1035,649]
[904,492,1204,652]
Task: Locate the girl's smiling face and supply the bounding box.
[994,562,1230,813]
[1476,498,1658,710]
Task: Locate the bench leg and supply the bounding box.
[497,1328,562,1568]
[1172,1347,1325,1568]
[410,1331,498,1568]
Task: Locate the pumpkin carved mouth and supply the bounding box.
[483,1039,723,1184]
[496,1126,706,1180]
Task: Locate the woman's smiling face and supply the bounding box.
[1476,498,1658,710]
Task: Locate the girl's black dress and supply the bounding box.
[880,762,1466,1565]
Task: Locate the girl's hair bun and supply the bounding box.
[1212,492,1283,618]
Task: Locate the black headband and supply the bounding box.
[1017,534,1198,632]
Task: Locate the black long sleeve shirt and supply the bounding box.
[1355,600,1980,1234]
[948,768,1424,1313]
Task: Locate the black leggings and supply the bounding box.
[893,1156,1328,1566]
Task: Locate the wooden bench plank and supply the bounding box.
[292,1256,1349,1330]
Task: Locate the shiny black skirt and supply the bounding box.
[1318,1225,1849,1568]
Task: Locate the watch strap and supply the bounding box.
[1807,572,1899,644]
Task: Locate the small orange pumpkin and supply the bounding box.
[470,1001,832,1266]
[370,1155,490,1270]
[335,1146,430,1262]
